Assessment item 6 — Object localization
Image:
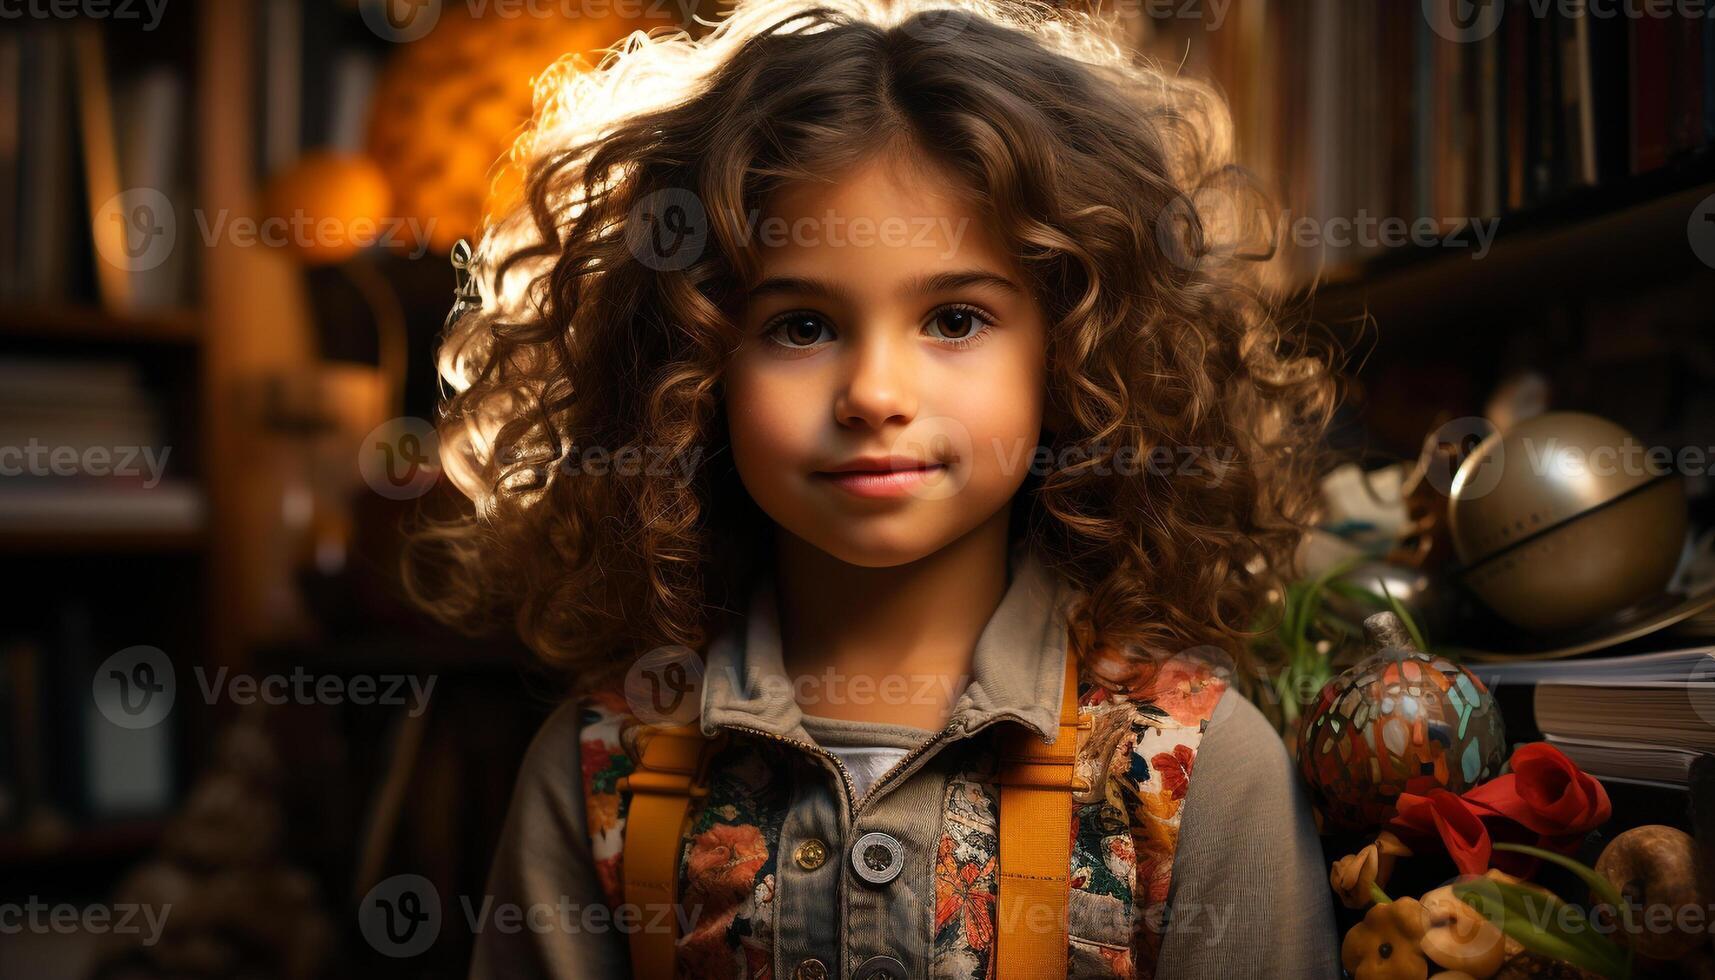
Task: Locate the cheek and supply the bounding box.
[724,361,819,486]
[935,341,1045,481]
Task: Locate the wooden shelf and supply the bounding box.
[0,305,202,345]
[1304,156,1715,327]
[0,527,208,554]
[0,818,165,868]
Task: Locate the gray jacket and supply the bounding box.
[470,552,1338,978]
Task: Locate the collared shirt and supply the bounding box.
[471,547,1338,978]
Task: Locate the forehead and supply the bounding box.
[751,151,1015,283]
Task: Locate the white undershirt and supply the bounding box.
[823,745,911,802]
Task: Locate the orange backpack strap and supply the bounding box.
[996,650,1088,978]
[618,723,714,980]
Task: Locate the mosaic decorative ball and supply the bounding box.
[1297,647,1507,832]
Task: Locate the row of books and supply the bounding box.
[0,25,192,311]
[0,357,204,535]
[1,604,176,834]
[0,5,388,315]
[1149,1,1715,284]
[1472,647,1715,790]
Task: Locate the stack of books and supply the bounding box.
[1472,648,1715,789]
[0,358,204,536]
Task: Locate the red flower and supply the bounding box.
[1087,644,1227,725]
[1465,743,1611,838]
[1389,743,1611,879]
[1152,744,1195,800]
[1391,789,1492,877]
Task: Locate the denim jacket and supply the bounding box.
[471,549,1338,979]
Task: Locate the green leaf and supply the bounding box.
[1322,580,1385,604]
[1493,842,1634,935]
[1289,557,1361,646]
[1454,878,1630,979]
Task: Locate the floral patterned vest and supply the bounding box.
[577,644,1227,980]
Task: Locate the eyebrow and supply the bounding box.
[743,269,1026,304]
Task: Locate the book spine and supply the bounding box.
[1630,12,1670,173]
[1706,10,1715,145]
[1505,0,1528,210]
[1676,12,1705,155]
[0,35,18,300]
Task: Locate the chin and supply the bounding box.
[798,526,944,568]
[775,506,946,568]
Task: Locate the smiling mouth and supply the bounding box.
[812,463,949,499]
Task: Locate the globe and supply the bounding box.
[1297,647,1507,832]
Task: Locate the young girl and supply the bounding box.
[416,0,1340,975]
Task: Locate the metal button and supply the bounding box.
[793,958,829,980]
[853,954,908,980]
[793,838,828,871]
[850,831,904,885]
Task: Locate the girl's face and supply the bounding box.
[725,152,1049,568]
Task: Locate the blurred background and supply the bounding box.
[0,0,1711,977]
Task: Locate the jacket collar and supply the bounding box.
[699,542,1074,744]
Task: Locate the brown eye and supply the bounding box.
[769,313,832,348]
[936,309,976,338]
[925,305,993,345]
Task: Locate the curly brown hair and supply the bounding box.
[405,0,1339,693]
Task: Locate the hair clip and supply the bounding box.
[443,239,483,333]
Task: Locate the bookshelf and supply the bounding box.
[1310,163,1715,331]
[1128,2,1715,830]
[3,3,562,975]
[1126,1,1715,462]
[0,306,202,345]
[0,1,223,916]
[0,819,165,869]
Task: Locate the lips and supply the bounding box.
[813,457,949,499]
[818,455,942,475]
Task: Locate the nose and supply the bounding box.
[833,328,917,430]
